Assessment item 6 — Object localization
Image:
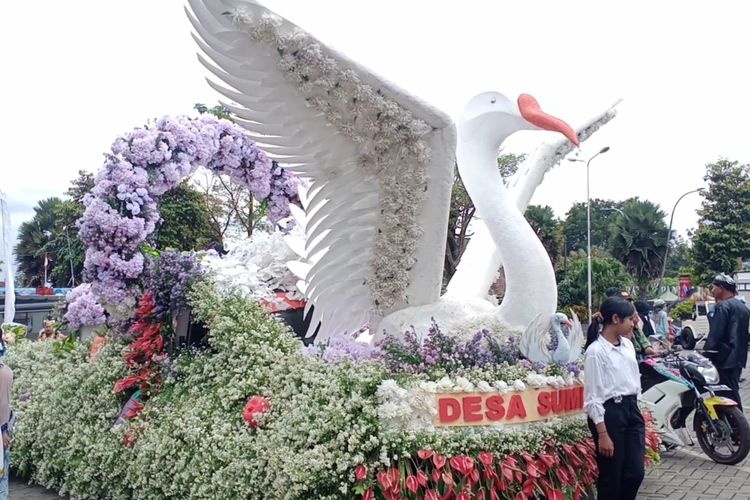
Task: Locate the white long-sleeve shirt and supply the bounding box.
[583,336,641,424]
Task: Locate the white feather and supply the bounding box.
[188,0,455,340]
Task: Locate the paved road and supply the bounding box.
[639,369,750,499]
[10,370,750,499]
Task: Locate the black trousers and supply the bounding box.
[718,367,743,410]
[588,395,645,500]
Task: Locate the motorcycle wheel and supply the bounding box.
[694,406,750,464]
[681,328,696,350]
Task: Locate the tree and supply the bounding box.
[14,197,63,286]
[444,153,526,282]
[154,182,222,251]
[191,103,274,241]
[557,249,634,316]
[524,205,562,267]
[691,158,750,285]
[49,171,95,287]
[663,234,694,278]
[608,198,668,296]
[562,199,625,253]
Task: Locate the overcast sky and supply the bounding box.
[2,0,748,264]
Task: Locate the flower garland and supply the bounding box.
[77,114,300,307]
[233,11,432,311]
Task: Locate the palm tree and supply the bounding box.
[14,197,62,286]
[608,198,668,296]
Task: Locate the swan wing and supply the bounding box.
[520,312,552,364]
[188,0,456,340]
[567,309,585,362]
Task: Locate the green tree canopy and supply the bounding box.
[154,182,222,251]
[524,204,562,267]
[608,197,668,296]
[691,158,750,285]
[562,199,625,253]
[14,197,63,286]
[557,248,634,315]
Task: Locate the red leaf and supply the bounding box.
[113,375,139,394]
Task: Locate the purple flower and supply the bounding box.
[302,334,381,364]
[375,321,522,375]
[63,284,107,330]
[78,115,301,307]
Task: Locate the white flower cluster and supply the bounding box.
[233,11,432,312]
[201,228,303,303]
[6,285,590,499]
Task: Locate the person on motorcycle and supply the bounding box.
[704,274,750,409]
[584,296,644,500]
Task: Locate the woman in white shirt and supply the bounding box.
[584,296,645,500]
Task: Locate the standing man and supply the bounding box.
[0,338,11,500]
[652,300,669,340]
[704,274,750,409]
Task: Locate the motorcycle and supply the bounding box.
[639,343,750,464]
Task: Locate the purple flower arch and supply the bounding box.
[78,115,300,307]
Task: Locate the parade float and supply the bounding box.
[5,1,659,499]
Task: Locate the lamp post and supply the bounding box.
[656,187,704,294]
[63,225,76,287]
[568,146,610,323]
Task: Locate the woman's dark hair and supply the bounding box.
[585,297,637,349]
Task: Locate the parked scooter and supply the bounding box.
[639,341,750,464]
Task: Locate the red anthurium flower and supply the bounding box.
[514,491,527,500]
[449,455,474,477]
[425,490,439,500]
[439,487,455,500]
[406,476,419,494]
[442,471,454,486]
[362,489,374,500]
[456,493,471,500]
[377,470,390,490]
[243,396,271,428]
[416,470,428,487]
[355,464,368,482]
[476,488,486,500]
[479,451,494,466]
[433,453,447,469]
[387,467,399,486]
[432,468,441,483]
[418,449,433,460]
[522,478,536,497]
[526,461,541,479]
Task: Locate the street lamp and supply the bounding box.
[656,187,704,294]
[63,225,76,287]
[568,146,610,323]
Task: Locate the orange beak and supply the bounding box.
[518,94,579,146]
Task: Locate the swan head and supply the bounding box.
[458,92,579,149]
[553,312,573,329]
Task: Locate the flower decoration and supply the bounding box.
[234,11,432,311]
[78,114,300,307]
[63,284,107,330]
[243,395,271,429]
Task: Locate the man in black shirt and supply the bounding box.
[704,274,750,409]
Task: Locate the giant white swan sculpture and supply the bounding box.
[444,102,621,301]
[188,0,578,341]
